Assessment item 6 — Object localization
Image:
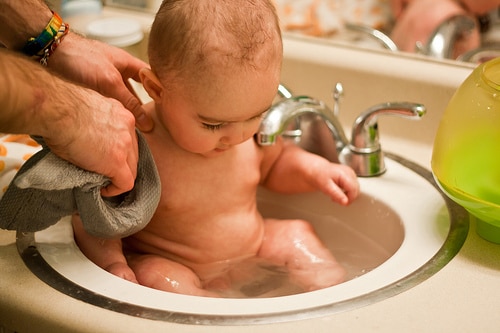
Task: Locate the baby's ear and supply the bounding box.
[140,68,163,103]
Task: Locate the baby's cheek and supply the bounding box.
[178,132,219,154]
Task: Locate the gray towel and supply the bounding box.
[0,131,161,238]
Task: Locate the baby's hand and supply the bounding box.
[105,262,139,284]
[312,163,360,206]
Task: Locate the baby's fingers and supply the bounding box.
[324,182,351,206]
[342,176,360,203]
[327,167,360,205]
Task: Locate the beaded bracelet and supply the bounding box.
[38,21,69,66]
[22,11,70,66]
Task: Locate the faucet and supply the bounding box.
[345,23,399,52]
[416,15,477,59]
[344,15,478,61]
[257,83,426,177]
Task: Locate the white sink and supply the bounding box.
[17,153,468,325]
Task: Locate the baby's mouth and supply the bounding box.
[214,146,230,152]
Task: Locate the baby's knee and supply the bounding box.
[286,219,316,237]
[127,254,167,285]
[127,254,209,295]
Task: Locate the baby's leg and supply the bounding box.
[126,254,219,297]
[258,218,345,292]
[72,214,137,283]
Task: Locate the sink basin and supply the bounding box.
[257,189,404,284]
[16,152,468,325]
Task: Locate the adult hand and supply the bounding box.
[0,0,153,131]
[49,32,154,133]
[390,0,480,57]
[43,90,139,197]
[390,0,413,18]
[0,49,139,196]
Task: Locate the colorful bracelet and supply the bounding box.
[22,11,70,66]
[38,21,69,66]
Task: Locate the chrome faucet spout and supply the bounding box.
[257,96,348,151]
[345,23,399,52]
[417,15,477,59]
[257,84,426,177]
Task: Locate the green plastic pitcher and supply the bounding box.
[432,57,500,243]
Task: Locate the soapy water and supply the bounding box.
[206,197,400,298]
[200,257,304,298]
[199,253,380,298]
[193,215,394,298]
[205,257,384,299]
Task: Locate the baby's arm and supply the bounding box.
[72,214,138,283]
[261,139,359,205]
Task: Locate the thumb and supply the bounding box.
[123,80,154,132]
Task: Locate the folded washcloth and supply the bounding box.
[0,131,161,238]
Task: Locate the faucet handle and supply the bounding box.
[350,102,426,152]
[340,102,426,177]
[332,82,344,117]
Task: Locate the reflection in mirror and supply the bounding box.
[272,0,500,64]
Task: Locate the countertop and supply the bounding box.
[2,171,500,332]
[1,7,500,333]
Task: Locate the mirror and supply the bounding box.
[80,0,499,65]
[273,0,500,64]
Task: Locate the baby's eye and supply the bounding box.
[250,114,264,121]
[202,123,224,131]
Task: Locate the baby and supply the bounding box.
[73,0,359,297]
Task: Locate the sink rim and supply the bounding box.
[16,153,469,325]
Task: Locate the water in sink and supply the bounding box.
[196,188,404,298]
[257,188,404,284]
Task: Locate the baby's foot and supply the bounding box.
[290,261,346,292]
[105,262,138,284]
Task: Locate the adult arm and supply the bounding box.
[0,0,153,132]
[0,49,138,196]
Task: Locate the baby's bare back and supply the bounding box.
[125,137,267,266]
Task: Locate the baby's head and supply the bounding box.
[142,0,283,156]
[148,0,282,90]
